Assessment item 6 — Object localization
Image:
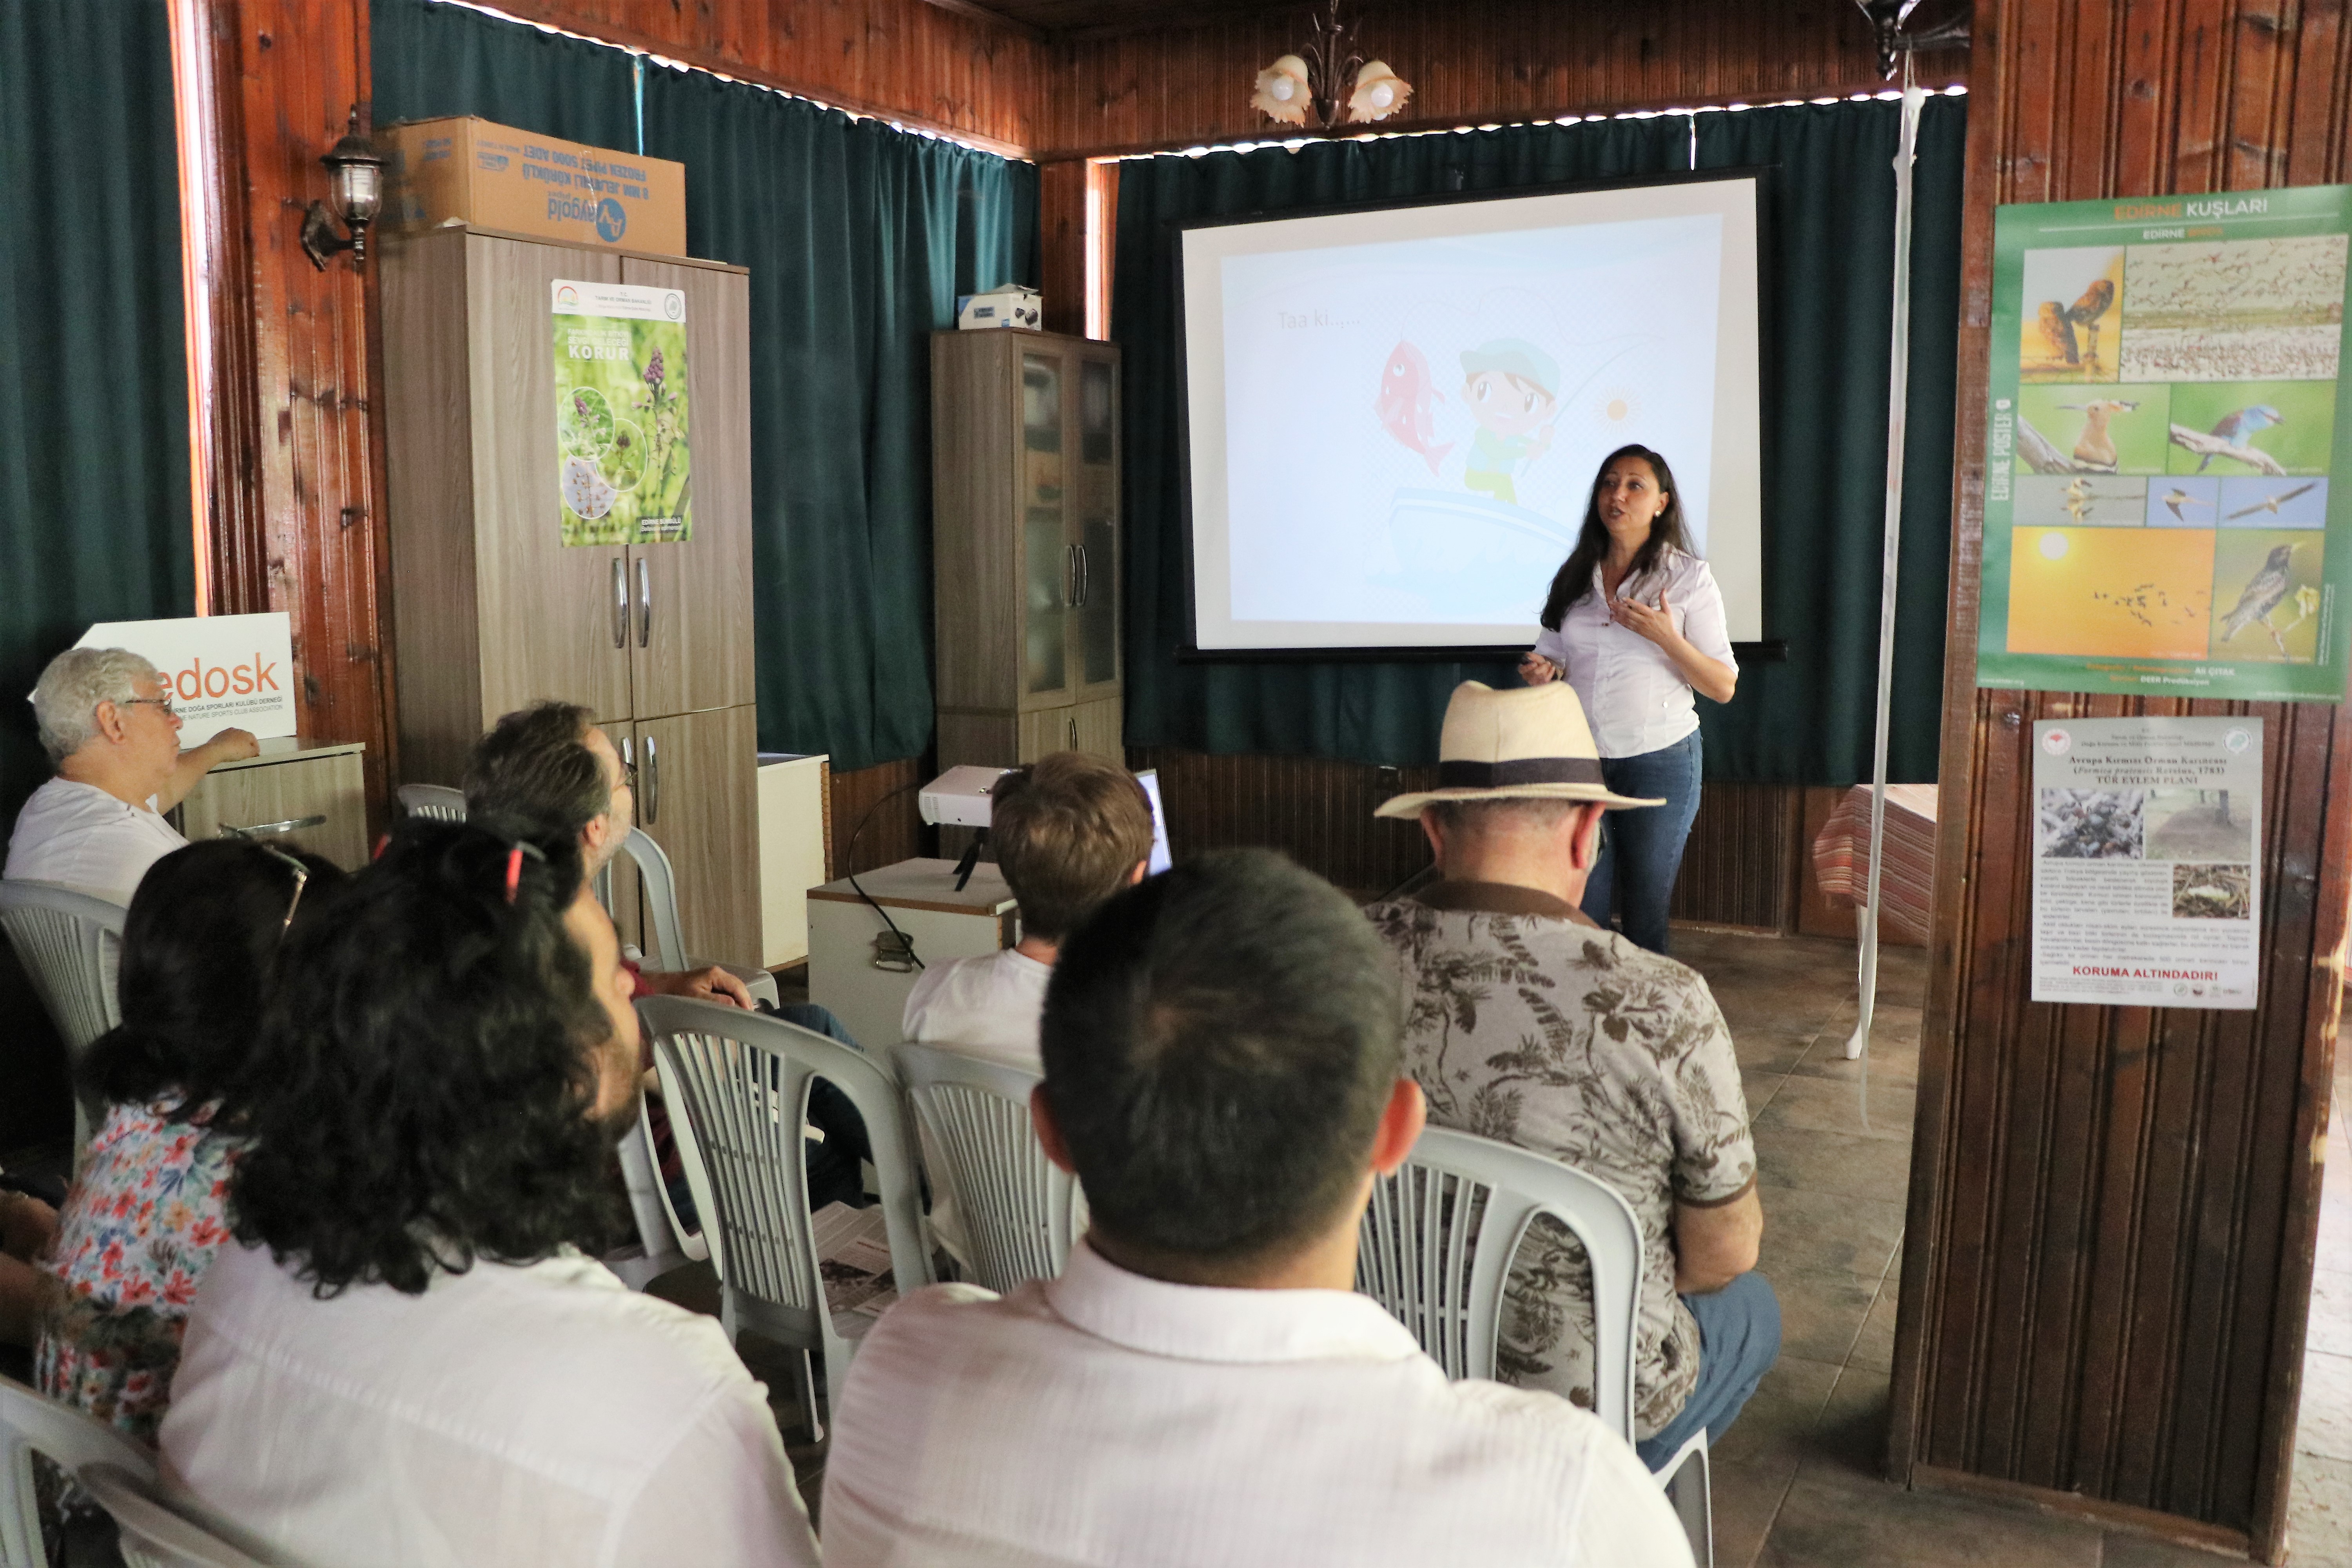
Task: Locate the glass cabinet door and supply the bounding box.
[1021,353,1067,700]
[1075,357,1119,691]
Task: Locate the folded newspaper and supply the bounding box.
[814,1201,898,1319]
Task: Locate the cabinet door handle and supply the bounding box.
[1077,543,1089,608]
[612,558,628,649]
[1067,716,1078,749]
[637,557,652,648]
[644,733,660,826]
[1064,543,1078,607]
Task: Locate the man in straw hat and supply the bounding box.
[1365,680,1777,1470]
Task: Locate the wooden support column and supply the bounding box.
[1891,3,2352,1561]
[175,0,397,828]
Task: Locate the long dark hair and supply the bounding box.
[228,820,615,1296]
[1538,444,1694,631]
[78,839,345,1122]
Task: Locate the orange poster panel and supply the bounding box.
[2005,526,2215,659]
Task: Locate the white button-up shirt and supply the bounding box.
[161,1242,819,1568]
[1532,546,1736,760]
[902,947,1051,1071]
[822,1240,1692,1568]
[4,777,185,904]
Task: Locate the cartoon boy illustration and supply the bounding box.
[1459,339,1559,506]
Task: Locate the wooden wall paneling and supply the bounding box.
[1046,0,1967,158]
[492,0,1046,155]
[187,0,397,830]
[830,755,935,877]
[1890,2,2352,1557]
[1668,782,1799,933]
[1040,158,1087,334]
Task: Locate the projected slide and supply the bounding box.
[1182,176,1763,651]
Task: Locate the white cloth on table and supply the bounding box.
[819,1239,1693,1568]
[160,1241,819,1568]
[3,777,184,905]
[900,947,1050,1071]
[1531,545,1736,759]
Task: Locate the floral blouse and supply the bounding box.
[36,1099,243,1443]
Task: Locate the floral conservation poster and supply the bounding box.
[1978,185,2352,701]
[2032,717,2262,1009]
[551,279,691,546]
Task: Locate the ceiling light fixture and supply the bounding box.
[1251,1,1410,131]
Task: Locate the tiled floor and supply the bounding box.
[1677,927,2352,1568]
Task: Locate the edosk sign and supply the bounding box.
[74,613,298,747]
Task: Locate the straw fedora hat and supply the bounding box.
[1373,681,1665,818]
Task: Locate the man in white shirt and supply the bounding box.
[5,647,256,904]
[825,848,1693,1568]
[900,749,1155,1067]
[161,822,818,1568]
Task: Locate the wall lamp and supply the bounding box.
[300,107,385,272]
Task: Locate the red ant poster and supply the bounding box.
[1978,186,2352,701]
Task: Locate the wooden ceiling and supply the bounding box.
[942,0,1306,42]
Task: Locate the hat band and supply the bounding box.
[1438,757,1606,789]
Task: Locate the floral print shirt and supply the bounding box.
[1365,882,1756,1439]
[36,1099,243,1442]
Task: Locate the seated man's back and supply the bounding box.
[829,848,1690,1568]
[824,1243,1683,1567]
[165,1243,807,1567]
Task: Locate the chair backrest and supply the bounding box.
[891,1042,1077,1293]
[393,783,467,822]
[2,1373,157,1568]
[78,1463,289,1568]
[639,998,932,1314]
[0,882,129,1152]
[618,828,686,973]
[1356,1125,1644,1443]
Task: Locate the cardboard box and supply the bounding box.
[956,286,1042,331]
[384,116,686,257]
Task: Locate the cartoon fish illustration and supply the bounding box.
[1375,340,1453,474]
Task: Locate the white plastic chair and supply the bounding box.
[891,1043,1080,1293]
[1357,1125,1714,1567]
[639,997,931,1436]
[606,1089,708,1289]
[621,828,778,1008]
[0,1375,293,1568]
[0,882,128,1157]
[392,782,468,821]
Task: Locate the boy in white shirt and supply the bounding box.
[900,750,1155,1067]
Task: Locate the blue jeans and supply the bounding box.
[1581,728,1703,956]
[1635,1270,1782,1471]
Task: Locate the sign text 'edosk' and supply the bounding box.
[73,612,299,747]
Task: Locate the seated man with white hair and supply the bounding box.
[5,647,256,904]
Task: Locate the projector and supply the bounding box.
[920,766,1012,830]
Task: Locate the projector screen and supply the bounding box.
[1180,173,1765,653]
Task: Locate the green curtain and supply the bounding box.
[371,0,1039,772]
[1114,96,1964,784]
[0,0,193,825]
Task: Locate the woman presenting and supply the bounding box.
[1518,444,1737,955]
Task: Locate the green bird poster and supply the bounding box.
[551,278,692,546]
[1978,184,2352,702]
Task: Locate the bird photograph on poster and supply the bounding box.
[2012,473,2145,526]
[2013,382,2170,473]
[2219,476,2328,526]
[2019,245,2125,383]
[2209,529,2324,661]
[2005,524,2215,658]
[2164,379,2336,475]
[2147,478,2220,527]
[2121,233,2347,383]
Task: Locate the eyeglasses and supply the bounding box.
[231,833,310,935]
[118,695,177,718]
[615,759,637,793]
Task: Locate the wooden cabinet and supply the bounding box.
[932,329,1122,770]
[174,739,368,870]
[383,225,762,965]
